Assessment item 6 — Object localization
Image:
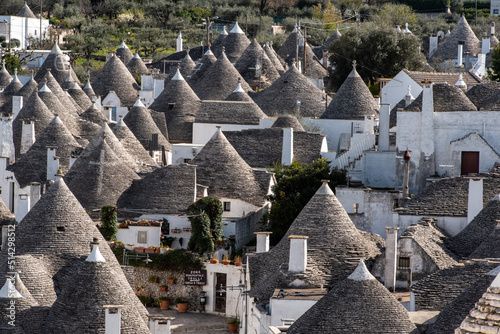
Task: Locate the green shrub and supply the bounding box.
[99,205,117,241]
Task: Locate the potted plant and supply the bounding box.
[118,221,128,228]
[151,221,160,226]
[222,253,230,265]
[182,227,192,232]
[149,275,159,283]
[134,246,145,253]
[210,256,219,264]
[175,297,189,313]
[168,277,176,284]
[159,285,168,291]
[228,317,240,333]
[158,297,170,310]
[234,255,242,266]
[171,228,182,234]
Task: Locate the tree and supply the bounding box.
[373,3,417,27]
[261,158,347,245]
[65,19,115,61]
[489,44,500,81]
[188,213,214,255]
[1,53,22,74]
[100,205,117,241]
[188,196,224,242]
[313,1,342,30]
[325,23,426,91]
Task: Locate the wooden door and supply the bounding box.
[215,273,227,313]
[461,151,479,175]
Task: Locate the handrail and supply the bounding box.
[331,134,375,170]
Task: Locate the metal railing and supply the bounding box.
[331,133,375,170]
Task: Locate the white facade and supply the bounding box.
[492,0,500,15]
[101,92,129,122]
[171,143,204,164]
[115,225,162,247]
[139,75,165,107]
[0,15,50,50]
[380,71,423,112]
[192,118,275,145]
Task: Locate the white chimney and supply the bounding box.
[457,42,464,67]
[47,147,59,182]
[467,178,483,223]
[16,193,30,222]
[384,227,399,292]
[281,128,293,166]
[29,182,41,208]
[288,235,308,273]
[421,82,434,158]
[104,305,123,334]
[69,154,77,168]
[20,119,35,154]
[149,315,173,334]
[378,104,390,151]
[254,232,272,253]
[429,36,438,58]
[492,22,496,37]
[482,38,491,54]
[176,33,183,52]
[0,116,15,160]
[12,96,23,119]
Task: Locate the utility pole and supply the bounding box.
[303,25,307,75]
[40,0,43,46]
[206,17,210,47]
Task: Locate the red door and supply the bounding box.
[461,151,479,175]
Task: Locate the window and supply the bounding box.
[57,226,65,232]
[223,201,231,212]
[168,103,176,110]
[495,9,499,14]
[398,256,411,269]
[111,107,117,122]
[137,231,147,244]
[184,158,192,163]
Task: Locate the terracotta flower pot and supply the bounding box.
[168,278,175,284]
[210,259,218,264]
[229,323,239,333]
[160,300,170,310]
[134,247,145,253]
[222,260,230,265]
[145,247,156,253]
[177,302,188,313]
[159,286,167,291]
[234,262,242,267]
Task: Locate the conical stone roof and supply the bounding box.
[272,115,305,131]
[179,51,196,78]
[149,108,169,140]
[68,82,92,111]
[61,67,74,90]
[92,54,140,107]
[80,103,108,125]
[432,16,481,60]
[191,128,266,206]
[0,73,23,113]
[447,194,500,257]
[235,39,280,89]
[65,137,139,210]
[264,43,285,75]
[111,116,157,166]
[456,270,500,333]
[44,258,150,333]
[7,116,82,188]
[13,89,54,159]
[226,82,253,102]
[0,61,12,88]
[15,75,37,98]
[469,222,500,259]
[249,181,383,301]
[150,69,200,143]
[34,43,80,85]
[39,70,82,116]
[321,64,379,120]
[211,27,228,57]
[465,82,500,110]
[83,78,96,101]
[123,100,171,151]
[116,41,134,65]
[324,26,342,48]
[193,51,254,100]
[405,83,477,112]
[17,2,36,18]
[126,53,149,77]
[222,22,251,63]
[0,173,149,326]
[253,64,327,117]
[117,164,197,213]
[287,261,418,334]
[187,48,217,85]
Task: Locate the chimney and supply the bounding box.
[176,32,183,52]
[0,115,14,160]
[16,193,30,222]
[402,150,411,198]
[464,52,471,71]
[492,22,496,38]
[322,48,328,68]
[482,38,491,54]
[457,41,464,67]
[288,235,308,273]
[429,36,438,58]
[467,178,483,224]
[281,128,293,166]
[149,315,174,334]
[20,119,35,154]
[69,154,77,169]
[104,305,123,334]
[421,81,435,158]
[30,182,41,208]
[378,104,390,151]
[384,227,399,292]
[254,232,272,253]
[46,147,59,182]
[12,95,23,119]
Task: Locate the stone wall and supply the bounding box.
[235,205,268,250]
[128,266,203,311]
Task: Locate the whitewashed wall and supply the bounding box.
[192,118,274,145]
[171,143,204,164]
[270,299,318,327]
[116,225,161,247]
[380,71,422,109]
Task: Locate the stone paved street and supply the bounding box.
[147,307,235,333]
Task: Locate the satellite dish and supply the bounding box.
[437,31,445,38]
